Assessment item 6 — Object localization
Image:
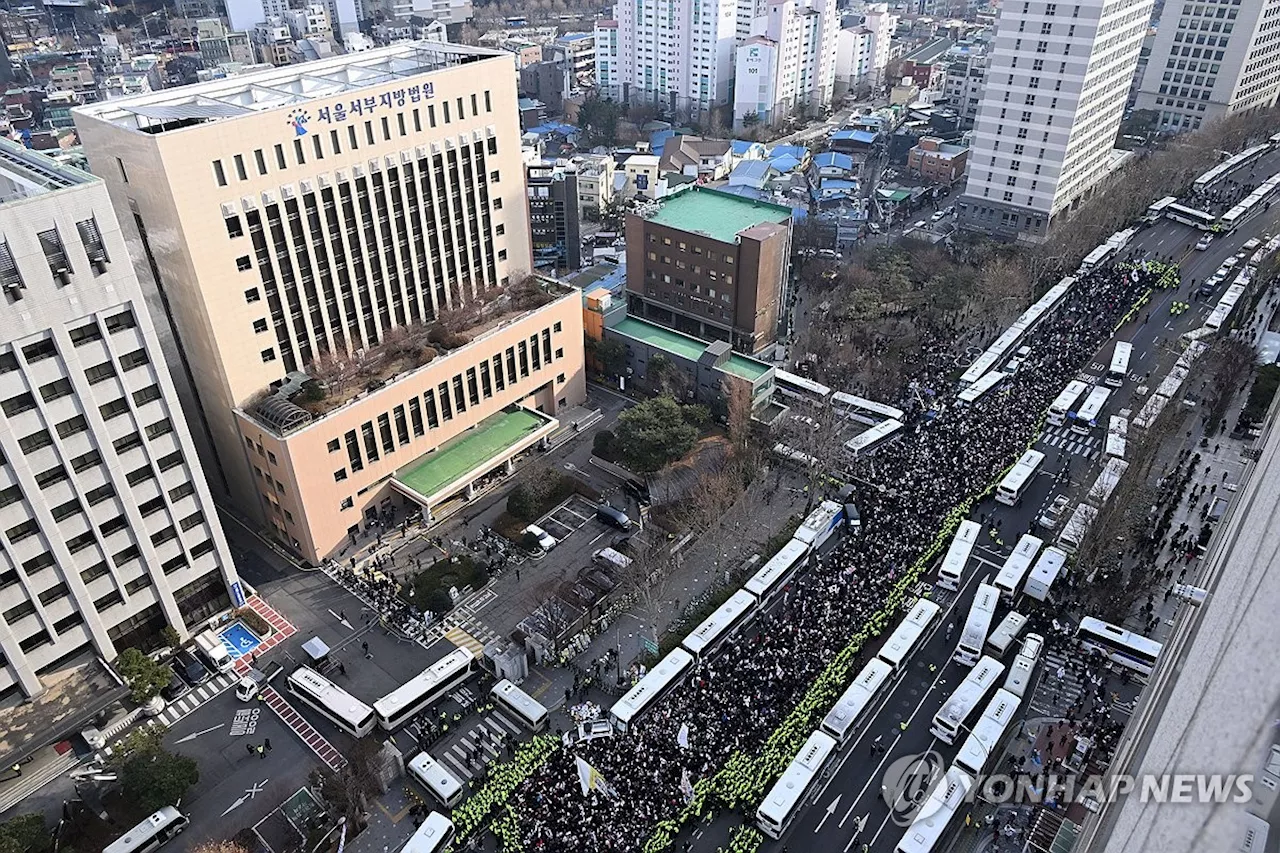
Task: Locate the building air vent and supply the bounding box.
[0,239,25,298]
[37,228,71,284]
[76,217,110,272]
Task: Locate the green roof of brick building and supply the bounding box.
[395,408,550,499]
[646,187,792,244]
[611,316,772,382]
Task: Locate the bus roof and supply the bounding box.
[843,419,904,455]
[610,648,694,725]
[1050,379,1091,414]
[957,371,1004,404]
[374,648,475,716]
[775,369,832,398]
[400,812,455,853]
[1075,386,1111,422]
[757,731,838,823]
[744,538,808,598]
[682,590,757,656]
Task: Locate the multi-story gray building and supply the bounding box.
[957,0,1155,241]
[0,142,240,701]
[527,161,582,271]
[1134,0,1280,132]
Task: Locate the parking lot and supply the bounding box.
[536,494,602,542]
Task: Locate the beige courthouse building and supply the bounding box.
[74,42,587,564]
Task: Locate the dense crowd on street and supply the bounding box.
[510,259,1170,852]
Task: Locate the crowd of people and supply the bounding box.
[508,257,1169,852]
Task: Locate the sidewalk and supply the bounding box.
[571,473,811,683]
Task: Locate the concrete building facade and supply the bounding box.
[1134,0,1280,131]
[527,161,582,271]
[626,187,792,355]
[958,0,1155,241]
[593,0,752,115]
[73,43,535,561]
[732,0,840,129]
[0,142,240,700]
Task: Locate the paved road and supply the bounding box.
[688,179,1280,853]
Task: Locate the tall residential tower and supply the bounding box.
[0,142,239,700]
[957,0,1155,241]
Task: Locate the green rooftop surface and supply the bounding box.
[612,316,772,382]
[395,408,548,498]
[646,187,792,244]
[725,354,770,381]
[613,316,708,362]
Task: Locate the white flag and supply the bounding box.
[677,722,690,750]
[576,755,607,796]
[680,767,695,803]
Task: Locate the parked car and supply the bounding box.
[596,503,631,530]
[523,523,557,552]
[161,670,190,701]
[173,649,210,686]
[930,210,946,222]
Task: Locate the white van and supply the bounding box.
[593,547,633,571]
[194,630,234,673]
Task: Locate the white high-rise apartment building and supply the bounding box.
[1135,0,1280,132]
[958,0,1155,241]
[0,141,240,700]
[834,3,897,97]
[732,0,840,128]
[593,0,756,114]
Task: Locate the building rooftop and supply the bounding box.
[0,138,93,204]
[74,41,506,132]
[611,315,771,381]
[394,407,554,501]
[645,186,791,244]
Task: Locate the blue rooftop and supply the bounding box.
[526,122,578,137]
[821,179,857,190]
[814,152,854,170]
[766,144,808,161]
[731,139,761,156]
[650,129,676,156]
[769,154,802,173]
[730,160,773,184]
[832,129,878,144]
[559,32,592,41]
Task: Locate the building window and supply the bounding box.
[261,348,276,362]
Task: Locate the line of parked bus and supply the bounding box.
[609,500,850,733]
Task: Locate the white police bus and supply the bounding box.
[955,582,999,666]
[406,751,465,808]
[993,534,1043,600]
[399,812,455,853]
[287,666,376,737]
[756,731,838,839]
[931,655,1005,744]
[1105,341,1132,388]
[822,658,894,743]
[491,678,549,732]
[937,520,980,592]
[374,648,477,731]
[104,807,190,853]
[996,450,1045,506]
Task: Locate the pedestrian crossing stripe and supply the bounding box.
[444,626,487,655]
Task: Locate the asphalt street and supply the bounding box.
[689,175,1280,853]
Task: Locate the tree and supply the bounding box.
[507,464,563,519]
[613,396,699,473]
[0,813,46,853]
[311,740,383,829]
[116,648,173,704]
[723,379,755,454]
[577,96,623,148]
[111,726,199,814]
[594,337,628,376]
[160,626,182,649]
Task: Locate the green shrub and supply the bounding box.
[401,555,488,615]
[234,608,272,637]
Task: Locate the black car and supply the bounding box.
[173,649,210,686]
[161,669,190,701]
[596,503,631,530]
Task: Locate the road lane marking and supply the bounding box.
[815,794,841,832]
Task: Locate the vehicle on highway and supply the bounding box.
[994,535,1043,600]
[1196,234,1214,250]
[172,650,209,686]
[523,524,557,552]
[374,648,477,732]
[1071,385,1111,437]
[407,751,465,808]
[986,612,1028,657]
[400,812,455,853]
[893,767,974,853]
[955,581,999,666]
[288,665,376,737]
[996,450,1046,506]
[877,598,942,673]
[756,730,838,838]
[931,655,1006,744]
[1038,494,1070,529]
[682,590,758,661]
[1047,379,1090,427]
[822,658,893,743]
[103,806,189,853]
[937,520,981,591]
[610,648,694,732]
[954,688,1021,778]
[1076,617,1164,675]
[1105,341,1132,388]
[492,679,549,732]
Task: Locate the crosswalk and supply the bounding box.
[150,670,239,727]
[260,685,346,772]
[1027,649,1087,717]
[1039,424,1101,460]
[419,594,501,655]
[431,711,525,780]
